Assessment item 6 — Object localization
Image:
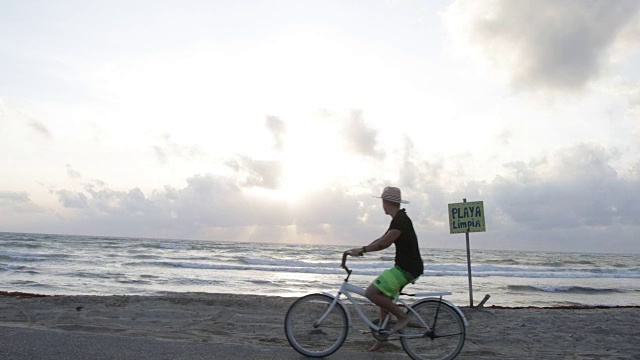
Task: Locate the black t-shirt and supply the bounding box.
[389,209,424,279]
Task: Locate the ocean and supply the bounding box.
[1,232,638,307]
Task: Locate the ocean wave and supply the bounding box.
[168,278,224,286]
[116,259,640,279]
[241,257,337,268]
[0,264,39,274]
[69,272,127,279]
[158,243,193,250]
[565,260,596,266]
[485,258,520,265]
[248,279,274,285]
[0,241,43,249]
[140,274,160,279]
[7,280,43,287]
[115,279,152,285]
[426,263,640,279]
[124,260,356,275]
[538,262,565,267]
[1,264,27,270]
[141,242,195,251]
[0,250,72,262]
[131,254,163,260]
[2,233,639,307]
[507,285,625,294]
[0,254,48,262]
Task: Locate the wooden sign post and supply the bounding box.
[448,199,486,307]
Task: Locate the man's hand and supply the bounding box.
[347,247,364,257]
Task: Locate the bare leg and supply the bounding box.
[379,308,388,326]
[368,307,389,352]
[365,285,410,334]
[368,340,385,352]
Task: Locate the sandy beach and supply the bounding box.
[1,291,639,359]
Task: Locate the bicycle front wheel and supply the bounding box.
[400,299,466,360]
[284,293,349,358]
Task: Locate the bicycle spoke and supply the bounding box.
[400,299,466,360]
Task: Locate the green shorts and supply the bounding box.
[372,266,414,297]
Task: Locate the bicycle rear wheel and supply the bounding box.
[400,299,466,360]
[284,293,349,358]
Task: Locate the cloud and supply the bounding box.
[265,115,286,151]
[57,190,88,208]
[0,191,45,213]
[342,110,381,158]
[399,136,444,188]
[3,140,639,252]
[626,84,640,128]
[294,188,362,234]
[0,98,7,118]
[494,127,513,146]
[27,116,53,139]
[446,0,640,91]
[44,174,366,242]
[395,137,448,226]
[66,164,82,179]
[47,176,256,237]
[489,143,640,231]
[153,133,203,164]
[225,156,282,189]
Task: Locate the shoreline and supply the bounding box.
[2,291,640,358]
[3,291,639,309]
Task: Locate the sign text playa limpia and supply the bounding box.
[448,201,485,234]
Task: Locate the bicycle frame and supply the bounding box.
[318,279,454,339]
[310,251,465,340]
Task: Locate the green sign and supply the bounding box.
[448,201,486,234]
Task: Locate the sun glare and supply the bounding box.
[275,121,344,202]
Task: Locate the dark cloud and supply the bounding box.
[265,115,286,151]
[460,0,640,91]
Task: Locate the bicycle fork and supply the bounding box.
[314,292,351,329]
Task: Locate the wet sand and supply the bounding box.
[1,291,639,359]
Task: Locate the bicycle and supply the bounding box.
[284,252,467,360]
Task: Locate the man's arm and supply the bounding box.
[348,229,401,256]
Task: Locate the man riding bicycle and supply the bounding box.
[347,186,424,351]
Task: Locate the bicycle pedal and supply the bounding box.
[359,330,372,334]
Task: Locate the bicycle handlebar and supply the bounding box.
[341,251,352,277]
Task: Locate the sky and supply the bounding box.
[1,0,640,254]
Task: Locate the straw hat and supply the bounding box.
[374,186,409,204]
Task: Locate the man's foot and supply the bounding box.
[368,340,385,352]
[389,315,410,334]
